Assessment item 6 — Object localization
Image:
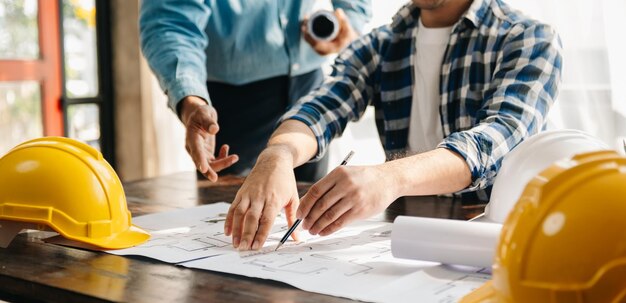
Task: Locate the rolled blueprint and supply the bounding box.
[391,216,502,268]
[307,10,339,41]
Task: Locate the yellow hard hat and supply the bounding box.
[0,137,150,249]
[461,150,626,303]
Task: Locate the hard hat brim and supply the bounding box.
[66,224,151,250]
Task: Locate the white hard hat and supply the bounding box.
[481,129,608,223]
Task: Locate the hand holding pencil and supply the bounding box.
[295,152,398,238]
[275,151,354,251]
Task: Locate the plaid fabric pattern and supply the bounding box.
[282,0,562,192]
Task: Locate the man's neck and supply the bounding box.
[420,0,473,28]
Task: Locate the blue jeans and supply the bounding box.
[208,69,328,182]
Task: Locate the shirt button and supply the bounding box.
[280,14,288,26]
[292,63,300,71]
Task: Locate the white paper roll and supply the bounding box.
[391,216,502,268]
[307,10,339,42]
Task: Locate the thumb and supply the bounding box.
[285,194,300,241]
[335,8,350,31]
[207,122,219,135]
[199,107,220,135]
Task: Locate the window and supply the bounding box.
[0,0,62,154]
[61,0,114,162]
[0,0,114,164]
[507,0,626,150]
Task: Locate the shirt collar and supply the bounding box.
[459,0,490,30]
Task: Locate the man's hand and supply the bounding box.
[297,165,398,236]
[179,96,239,181]
[302,8,358,56]
[224,146,300,251]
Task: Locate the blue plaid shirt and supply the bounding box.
[282,0,562,193]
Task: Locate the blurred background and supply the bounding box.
[0,0,625,181]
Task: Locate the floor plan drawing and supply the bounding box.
[218,221,395,277]
[108,203,284,263]
[182,219,491,303]
[103,202,491,302]
[108,222,234,263]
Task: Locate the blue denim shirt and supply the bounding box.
[139,0,372,113]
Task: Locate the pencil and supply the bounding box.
[274,150,355,251]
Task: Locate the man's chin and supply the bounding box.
[411,0,449,10]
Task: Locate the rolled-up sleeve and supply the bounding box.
[280,28,387,161]
[139,0,212,114]
[439,23,563,191]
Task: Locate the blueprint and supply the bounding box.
[106,202,491,302]
[182,219,490,303]
[108,202,284,263]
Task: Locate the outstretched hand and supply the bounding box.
[180,96,239,181]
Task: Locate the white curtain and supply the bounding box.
[507,0,626,151]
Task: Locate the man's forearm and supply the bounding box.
[261,120,319,169]
[139,0,211,113]
[380,148,472,198]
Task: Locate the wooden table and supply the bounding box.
[0,172,486,303]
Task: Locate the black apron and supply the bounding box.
[208,69,328,182]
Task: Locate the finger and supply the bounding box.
[301,20,320,45]
[334,8,350,35]
[209,154,239,172]
[204,165,219,182]
[284,195,300,241]
[302,184,343,231]
[251,202,281,250]
[205,171,218,182]
[189,133,210,174]
[314,44,334,55]
[203,135,217,157]
[200,135,219,180]
[300,16,309,30]
[230,198,250,248]
[319,208,355,236]
[308,197,352,235]
[207,123,219,135]
[297,175,336,219]
[200,139,220,183]
[197,108,220,135]
[224,194,241,236]
[239,199,265,251]
[218,144,229,159]
[334,9,354,46]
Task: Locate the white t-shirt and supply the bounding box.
[407,19,452,153]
